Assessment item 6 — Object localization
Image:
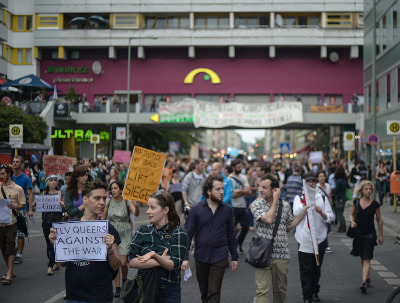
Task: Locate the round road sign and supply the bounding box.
[11,126,21,136]
[389,122,399,133]
[368,134,378,146]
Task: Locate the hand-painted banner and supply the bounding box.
[193,100,303,128]
[159,99,194,123]
[35,194,62,213]
[123,146,167,204]
[43,155,77,176]
[53,220,108,262]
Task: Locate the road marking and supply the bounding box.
[378,272,397,278]
[43,290,65,303]
[385,279,400,285]
[370,260,381,265]
[371,265,388,271]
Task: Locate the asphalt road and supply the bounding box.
[1,204,399,303]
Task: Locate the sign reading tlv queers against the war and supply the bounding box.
[123,146,167,204]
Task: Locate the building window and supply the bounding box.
[326,13,353,27]
[4,12,33,31]
[112,14,140,29]
[71,50,79,60]
[144,15,189,29]
[195,14,230,29]
[37,14,60,28]
[51,50,58,59]
[2,45,32,64]
[276,14,320,28]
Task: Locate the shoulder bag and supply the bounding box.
[1,185,28,237]
[346,199,361,238]
[246,202,283,268]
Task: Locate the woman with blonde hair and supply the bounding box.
[349,180,383,294]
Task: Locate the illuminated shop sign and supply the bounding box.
[51,129,110,142]
[45,66,89,74]
[53,77,94,83]
[184,68,221,84]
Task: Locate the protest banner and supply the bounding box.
[114,150,131,163]
[309,151,323,164]
[53,220,108,262]
[193,100,303,128]
[43,155,77,176]
[123,146,167,204]
[0,199,12,224]
[35,194,62,213]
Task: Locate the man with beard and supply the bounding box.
[182,175,238,303]
[211,161,233,207]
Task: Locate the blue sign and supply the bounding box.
[280,142,290,153]
[169,141,179,152]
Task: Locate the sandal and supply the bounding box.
[2,278,13,285]
[2,273,16,280]
[366,278,371,287]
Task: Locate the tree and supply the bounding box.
[313,125,330,157]
[0,103,47,144]
[67,86,77,103]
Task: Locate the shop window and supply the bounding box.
[235,14,269,28]
[326,13,353,27]
[195,14,230,29]
[112,14,140,29]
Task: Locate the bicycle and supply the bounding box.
[386,236,400,303]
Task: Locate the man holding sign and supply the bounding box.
[293,173,333,303]
[0,164,26,285]
[49,180,121,302]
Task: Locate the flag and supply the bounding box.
[52,85,58,101]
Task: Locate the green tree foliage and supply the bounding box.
[67,86,77,103]
[0,103,47,144]
[131,129,200,154]
[313,125,330,156]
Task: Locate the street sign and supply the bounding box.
[387,120,400,135]
[150,113,159,122]
[90,134,100,144]
[280,142,290,154]
[368,134,379,146]
[343,131,355,151]
[9,124,23,148]
[116,127,126,140]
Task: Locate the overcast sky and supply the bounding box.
[236,129,266,144]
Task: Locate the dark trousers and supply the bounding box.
[233,207,249,249]
[245,197,255,227]
[298,239,327,300]
[42,223,55,268]
[376,180,386,205]
[195,258,228,303]
[159,282,181,303]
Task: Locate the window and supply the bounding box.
[25,49,31,63]
[17,49,23,63]
[144,15,189,29]
[195,14,230,29]
[71,50,79,60]
[235,14,269,28]
[276,14,320,28]
[37,14,60,28]
[112,14,140,29]
[2,45,32,64]
[4,12,33,31]
[326,13,353,27]
[51,50,58,59]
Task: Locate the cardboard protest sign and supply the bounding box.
[35,195,62,213]
[0,199,12,224]
[309,151,323,164]
[43,155,77,176]
[114,150,131,163]
[123,146,167,204]
[53,220,108,262]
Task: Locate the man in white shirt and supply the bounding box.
[293,172,334,303]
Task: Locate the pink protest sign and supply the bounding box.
[114,150,131,163]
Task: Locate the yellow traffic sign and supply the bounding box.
[387,120,400,135]
[150,114,159,123]
[9,124,23,139]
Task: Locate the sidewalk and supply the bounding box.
[343,198,400,235]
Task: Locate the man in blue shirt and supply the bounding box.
[12,156,34,264]
[182,175,238,303]
[211,162,233,207]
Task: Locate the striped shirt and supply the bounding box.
[286,174,303,203]
[128,224,188,284]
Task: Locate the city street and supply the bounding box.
[1,202,399,303]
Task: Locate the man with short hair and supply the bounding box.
[0,164,26,285]
[293,173,333,303]
[286,166,303,210]
[229,159,251,252]
[182,159,206,208]
[12,156,34,264]
[251,174,309,303]
[182,174,238,303]
[211,162,233,207]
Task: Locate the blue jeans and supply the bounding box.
[376,180,386,205]
[159,282,181,303]
[245,196,255,227]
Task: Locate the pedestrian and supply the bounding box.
[316,170,333,253]
[182,159,206,209]
[41,175,64,275]
[49,180,121,302]
[333,166,349,232]
[210,161,234,207]
[349,181,383,294]
[103,180,140,298]
[38,164,47,193]
[245,166,258,230]
[286,166,303,210]
[293,172,334,303]
[129,190,188,303]
[182,175,238,303]
[150,96,157,112]
[0,164,26,285]
[64,165,89,219]
[229,159,251,253]
[12,156,34,265]
[251,174,309,303]
[375,161,388,205]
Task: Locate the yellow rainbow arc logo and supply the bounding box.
[184,68,221,84]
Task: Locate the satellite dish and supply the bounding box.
[275,14,283,28]
[92,61,102,75]
[329,51,339,63]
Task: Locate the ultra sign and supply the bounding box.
[51,129,110,142]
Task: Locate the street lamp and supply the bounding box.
[126,37,158,151]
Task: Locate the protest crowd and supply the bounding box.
[0,150,391,303]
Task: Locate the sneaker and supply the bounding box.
[114,287,121,298]
[47,267,53,275]
[14,256,23,264]
[360,282,367,294]
[325,246,332,253]
[52,263,60,271]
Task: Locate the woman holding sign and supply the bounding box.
[103,180,140,298]
[40,175,65,275]
[129,190,188,303]
[64,165,88,219]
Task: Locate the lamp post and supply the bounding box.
[126,37,158,151]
